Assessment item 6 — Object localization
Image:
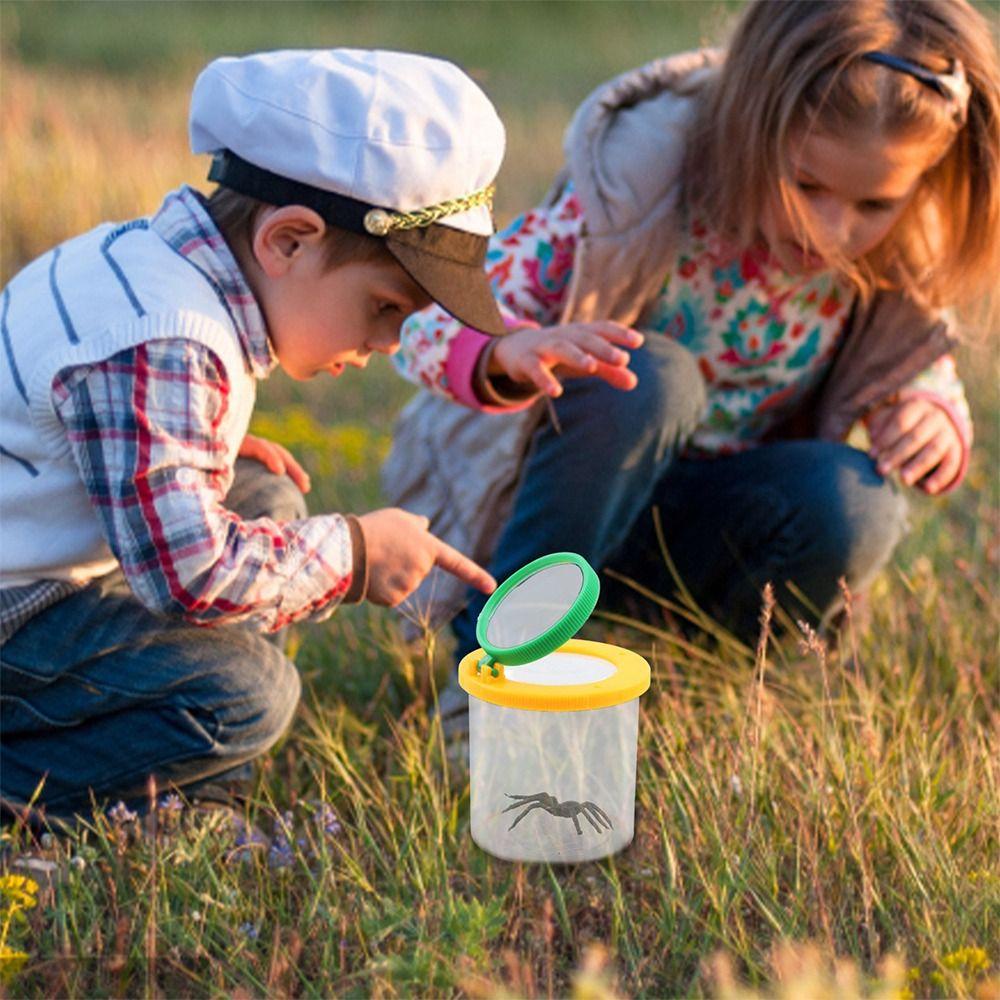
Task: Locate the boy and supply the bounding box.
[0,49,506,819]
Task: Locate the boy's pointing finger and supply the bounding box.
[433,538,497,594]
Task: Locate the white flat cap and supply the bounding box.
[190,48,508,334]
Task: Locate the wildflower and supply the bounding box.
[191,911,202,923]
[268,844,293,869]
[39,833,53,850]
[69,856,86,872]
[268,834,295,870]
[230,816,268,862]
[729,773,743,798]
[941,947,990,975]
[0,874,38,910]
[267,810,298,869]
[238,922,259,941]
[232,816,265,848]
[315,802,342,839]
[0,875,38,985]
[158,793,184,816]
[108,801,138,825]
[0,946,29,985]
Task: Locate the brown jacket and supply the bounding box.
[382,51,955,632]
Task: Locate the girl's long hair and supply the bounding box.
[685,0,1000,327]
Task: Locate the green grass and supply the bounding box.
[5,1,732,89]
[1,2,998,996]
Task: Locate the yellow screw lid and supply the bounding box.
[458,638,650,713]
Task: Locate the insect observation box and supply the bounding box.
[458,553,650,863]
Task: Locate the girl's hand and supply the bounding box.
[489,322,644,397]
[867,397,963,495]
[238,433,311,494]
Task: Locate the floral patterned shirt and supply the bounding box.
[639,217,854,454]
[397,184,972,479]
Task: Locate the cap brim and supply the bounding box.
[207,151,507,333]
[385,229,507,337]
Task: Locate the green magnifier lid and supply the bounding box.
[475,552,600,673]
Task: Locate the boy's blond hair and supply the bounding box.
[685,0,1000,325]
[206,186,392,270]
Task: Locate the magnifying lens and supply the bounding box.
[475,552,600,676]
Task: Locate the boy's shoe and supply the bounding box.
[9,854,64,890]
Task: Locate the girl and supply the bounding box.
[384,0,999,678]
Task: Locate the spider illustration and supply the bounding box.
[502,792,614,836]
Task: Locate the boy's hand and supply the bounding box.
[358,508,496,606]
[867,397,963,494]
[239,433,311,493]
[490,323,644,397]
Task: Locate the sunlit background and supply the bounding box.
[1,4,998,996]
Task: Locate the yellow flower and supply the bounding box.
[0,945,29,984]
[0,875,38,984]
[0,944,28,983]
[941,947,990,975]
[0,875,38,910]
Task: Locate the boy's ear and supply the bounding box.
[251,205,327,277]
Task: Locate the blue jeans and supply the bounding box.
[0,460,306,818]
[452,336,908,651]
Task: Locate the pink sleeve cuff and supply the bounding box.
[444,325,540,414]
[444,327,493,409]
[898,389,972,494]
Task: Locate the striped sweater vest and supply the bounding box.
[0,219,256,588]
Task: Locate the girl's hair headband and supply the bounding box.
[862,51,972,126]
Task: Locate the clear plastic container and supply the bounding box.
[460,640,649,863]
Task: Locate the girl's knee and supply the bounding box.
[812,447,909,579]
[620,337,707,431]
[846,481,908,581]
[562,336,706,444]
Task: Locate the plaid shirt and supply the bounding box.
[1,187,356,639]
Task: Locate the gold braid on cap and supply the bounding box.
[363,184,495,236]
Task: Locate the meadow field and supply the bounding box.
[1,2,997,997]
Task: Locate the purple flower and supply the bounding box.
[315,803,342,839]
[108,801,138,825]
[232,816,266,848]
[264,810,295,868]
[268,837,295,869]
[229,816,268,863]
[238,922,259,940]
[159,793,184,815]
